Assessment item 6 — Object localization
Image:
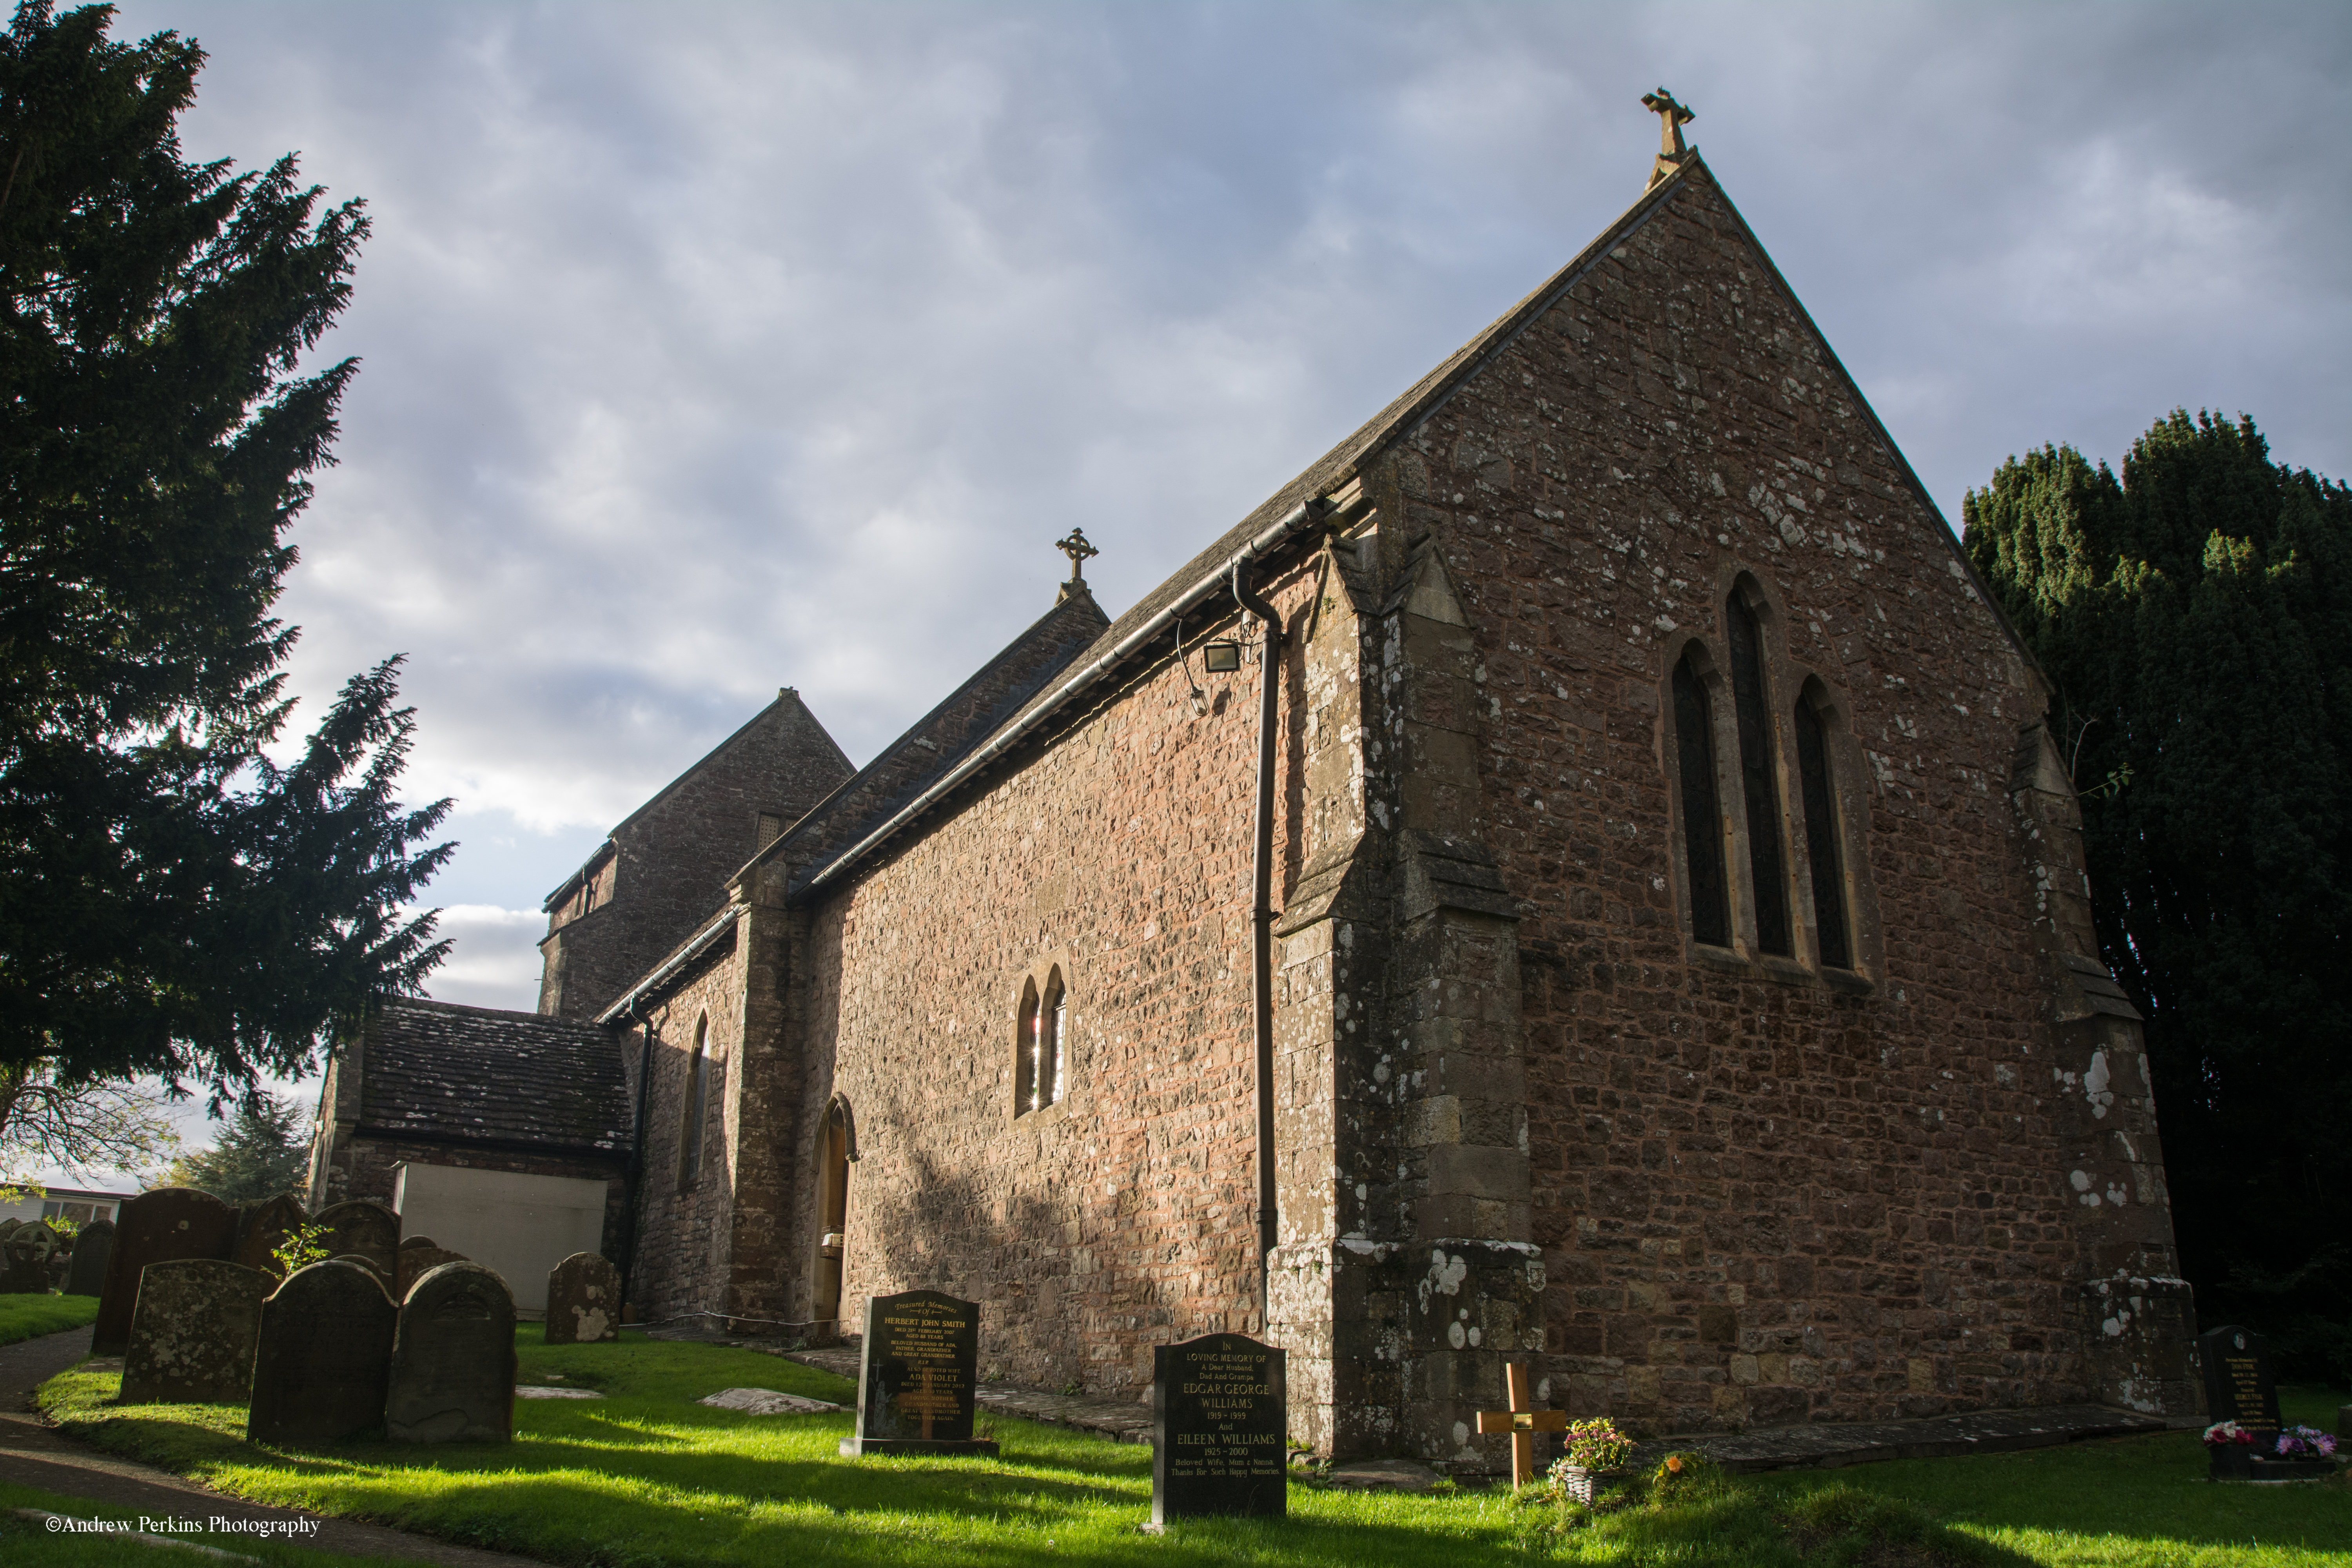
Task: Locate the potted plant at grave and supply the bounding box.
[2203,1420,2258,1480]
[1550,1417,1637,1504]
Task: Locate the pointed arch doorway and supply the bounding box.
[814,1096,856,1338]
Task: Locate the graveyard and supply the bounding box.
[13,1325,2341,1566]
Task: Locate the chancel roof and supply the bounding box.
[359,997,630,1156]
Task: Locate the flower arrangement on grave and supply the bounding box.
[1557,1417,1637,1474]
[2200,1421,2257,1448]
[2273,1425,2337,1459]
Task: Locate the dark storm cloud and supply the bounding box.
[91,0,2348,1016]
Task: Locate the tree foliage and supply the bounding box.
[1964,410,2352,1378]
[0,1055,177,1180]
[0,3,451,1102]
[162,1089,306,1203]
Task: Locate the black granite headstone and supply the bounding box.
[64,1219,114,1298]
[1150,1333,1287,1527]
[840,1290,997,1457]
[386,1262,516,1443]
[96,1190,240,1355]
[120,1259,270,1404]
[248,1259,397,1445]
[2198,1323,2281,1441]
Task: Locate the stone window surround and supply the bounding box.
[677,1011,713,1189]
[1008,953,1079,1126]
[1657,561,1880,991]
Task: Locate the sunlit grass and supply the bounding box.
[0,1293,96,1348]
[34,1327,2352,1567]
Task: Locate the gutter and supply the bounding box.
[594,904,742,1026]
[796,495,1335,897]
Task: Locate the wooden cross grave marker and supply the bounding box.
[1475,1363,1567,1487]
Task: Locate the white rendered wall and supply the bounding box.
[391,1164,607,1312]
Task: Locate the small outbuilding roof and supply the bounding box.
[358,997,630,1157]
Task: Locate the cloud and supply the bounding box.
[90,0,2349,1014]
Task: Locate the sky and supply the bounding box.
[46,0,2351,1174]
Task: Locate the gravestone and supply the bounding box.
[248,1260,398,1445]
[231,1194,310,1274]
[95,1189,240,1355]
[120,1259,270,1404]
[0,1221,61,1292]
[399,1236,439,1251]
[330,1252,393,1286]
[1150,1333,1287,1528]
[312,1200,400,1275]
[2199,1323,2281,1443]
[385,1262,516,1443]
[0,1218,19,1239]
[396,1246,469,1301]
[840,1290,997,1457]
[543,1253,621,1345]
[64,1220,113,1297]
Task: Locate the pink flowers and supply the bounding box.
[2274,1425,2338,1459]
[2201,1421,2257,1447]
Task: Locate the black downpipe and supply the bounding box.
[1232,558,1285,1328]
[617,1006,657,1316]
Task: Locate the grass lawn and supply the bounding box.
[0,1294,96,1348]
[32,1328,2352,1567]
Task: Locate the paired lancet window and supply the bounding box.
[1014,969,1067,1116]
[1670,579,1857,971]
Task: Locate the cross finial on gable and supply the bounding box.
[1641,87,1695,188]
[1055,527,1100,583]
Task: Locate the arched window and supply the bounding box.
[1040,968,1066,1109]
[679,1015,710,1188]
[1671,651,1732,947]
[1795,688,1853,969]
[1726,589,1792,956]
[1014,980,1040,1116]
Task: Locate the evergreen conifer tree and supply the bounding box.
[0,3,451,1102]
[1964,410,2352,1379]
[162,1092,307,1202]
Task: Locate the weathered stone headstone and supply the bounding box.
[0,1217,19,1237]
[543,1252,621,1345]
[330,1252,392,1285]
[840,1290,997,1457]
[385,1262,516,1443]
[248,1260,397,1446]
[231,1194,310,1274]
[64,1220,113,1297]
[312,1200,399,1275]
[120,1260,270,1404]
[398,1236,439,1251]
[396,1246,468,1301]
[1150,1333,1287,1528]
[95,1189,239,1355]
[0,1221,61,1293]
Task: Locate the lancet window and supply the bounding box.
[1795,687,1853,969]
[1671,652,1732,947]
[1014,967,1069,1116]
[1726,588,1793,957]
[679,1014,711,1188]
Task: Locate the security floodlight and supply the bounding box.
[1202,641,1241,673]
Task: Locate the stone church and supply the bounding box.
[312,111,2201,1467]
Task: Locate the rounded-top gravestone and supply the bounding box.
[120,1259,270,1405]
[231,1194,310,1274]
[64,1219,114,1298]
[386,1262,516,1443]
[396,1246,468,1301]
[543,1253,621,1345]
[312,1200,399,1275]
[96,1189,239,1355]
[0,1221,61,1293]
[248,1260,397,1446]
[399,1236,438,1251]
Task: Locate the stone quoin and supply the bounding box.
[309,110,2200,1471]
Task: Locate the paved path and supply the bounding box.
[0,1325,548,1565]
[773,1341,1158,1444]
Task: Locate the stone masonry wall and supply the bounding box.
[1362,160,2189,1434]
[539,692,850,1021]
[794,566,1323,1399]
[628,931,751,1327]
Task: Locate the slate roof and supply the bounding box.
[358,997,631,1156]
